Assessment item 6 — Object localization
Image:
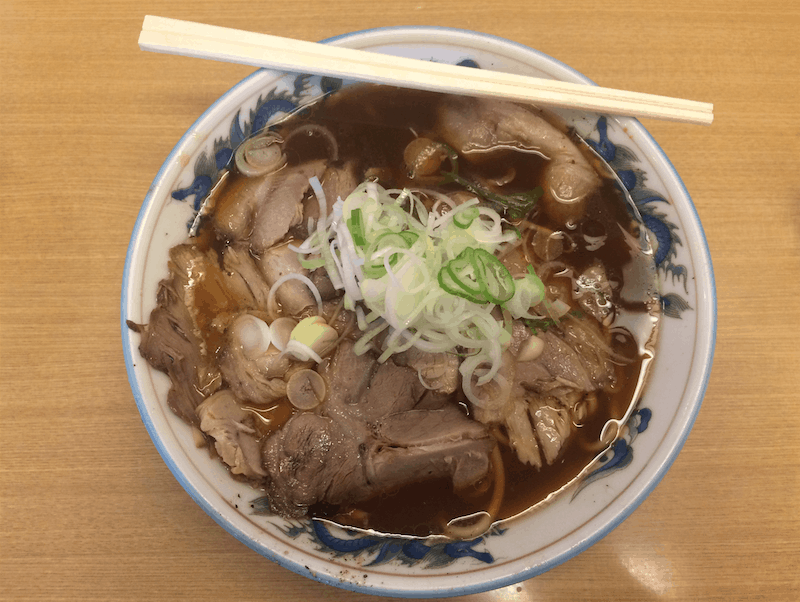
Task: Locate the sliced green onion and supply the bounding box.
[453,206,479,229]
[399,230,420,246]
[298,255,326,270]
[438,263,485,304]
[362,231,414,278]
[437,247,514,305]
[474,249,514,304]
[347,207,366,247]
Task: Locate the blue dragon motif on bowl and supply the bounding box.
[583,117,692,319]
[251,495,501,567]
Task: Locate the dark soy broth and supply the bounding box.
[189,85,659,537]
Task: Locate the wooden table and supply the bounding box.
[2,1,798,600]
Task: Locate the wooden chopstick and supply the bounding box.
[138,16,713,125]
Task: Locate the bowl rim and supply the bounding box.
[121,24,717,598]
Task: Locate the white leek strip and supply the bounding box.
[459,354,489,408]
[381,247,412,292]
[415,329,455,350]
[473,230,518,245]
[366,180,379,203]
[333,218,365,275]
[417,369,437,390]
[471,207,518,244]
[383,326,416,353]
[476,343,502,386]
[382,288,405,331]
[329,198,345,228]
[427,205,448,236]
[407,335,455,353]
[385,250,430,296]
[355,305,369,331]
[288,241,322,254]
[308,178,346,291]
[417,188,456,208]
[388,187,410,205]
[379,328,424,362]
[325,239,345,289]
[446,323,488,348]
[408,192,429,227]
[477,207,503,232]
[328,240,354,297]
[380,202,422,232]
[505,275,546,319]
[429,196,455,214]
[459,357,510,408]
[426,294,467,325]
[266,273,324,316]
[353,320,389,355]
[282,339,323,364]
[395,288,439,331]
[331,235,363,300]
[309,176,328,240]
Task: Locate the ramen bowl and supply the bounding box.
[121,26,716,598]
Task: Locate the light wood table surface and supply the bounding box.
[2,1,799,600]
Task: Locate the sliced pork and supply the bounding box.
[256,241,316,316]
[129,244,223,426]
[370,407,492,491]
[262,341,495,518]
[197,390,266,479]
[249,160,327,254]
[221,244,272,311]
[436,96,601,224]
[212,169,275,242]
[218,313,291,405]
[393,347,460,394]
[263,413,370,516]
[478,319,616,467]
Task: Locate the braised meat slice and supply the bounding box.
[197,391,266,479]
[256,241,316,316]
[475,319,616,468]
[369,406,493,491]
[249,160,327,254]
[262,341,495,518]
[130,281,209,427]
[393,347,459,394]
[263,413,370,517]
[129,244,224,426]
[221,244,272,311]
[436,96,601,224]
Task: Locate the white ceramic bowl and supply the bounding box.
[121,26,716,598]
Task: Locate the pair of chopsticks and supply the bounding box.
[138,16,713,126]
